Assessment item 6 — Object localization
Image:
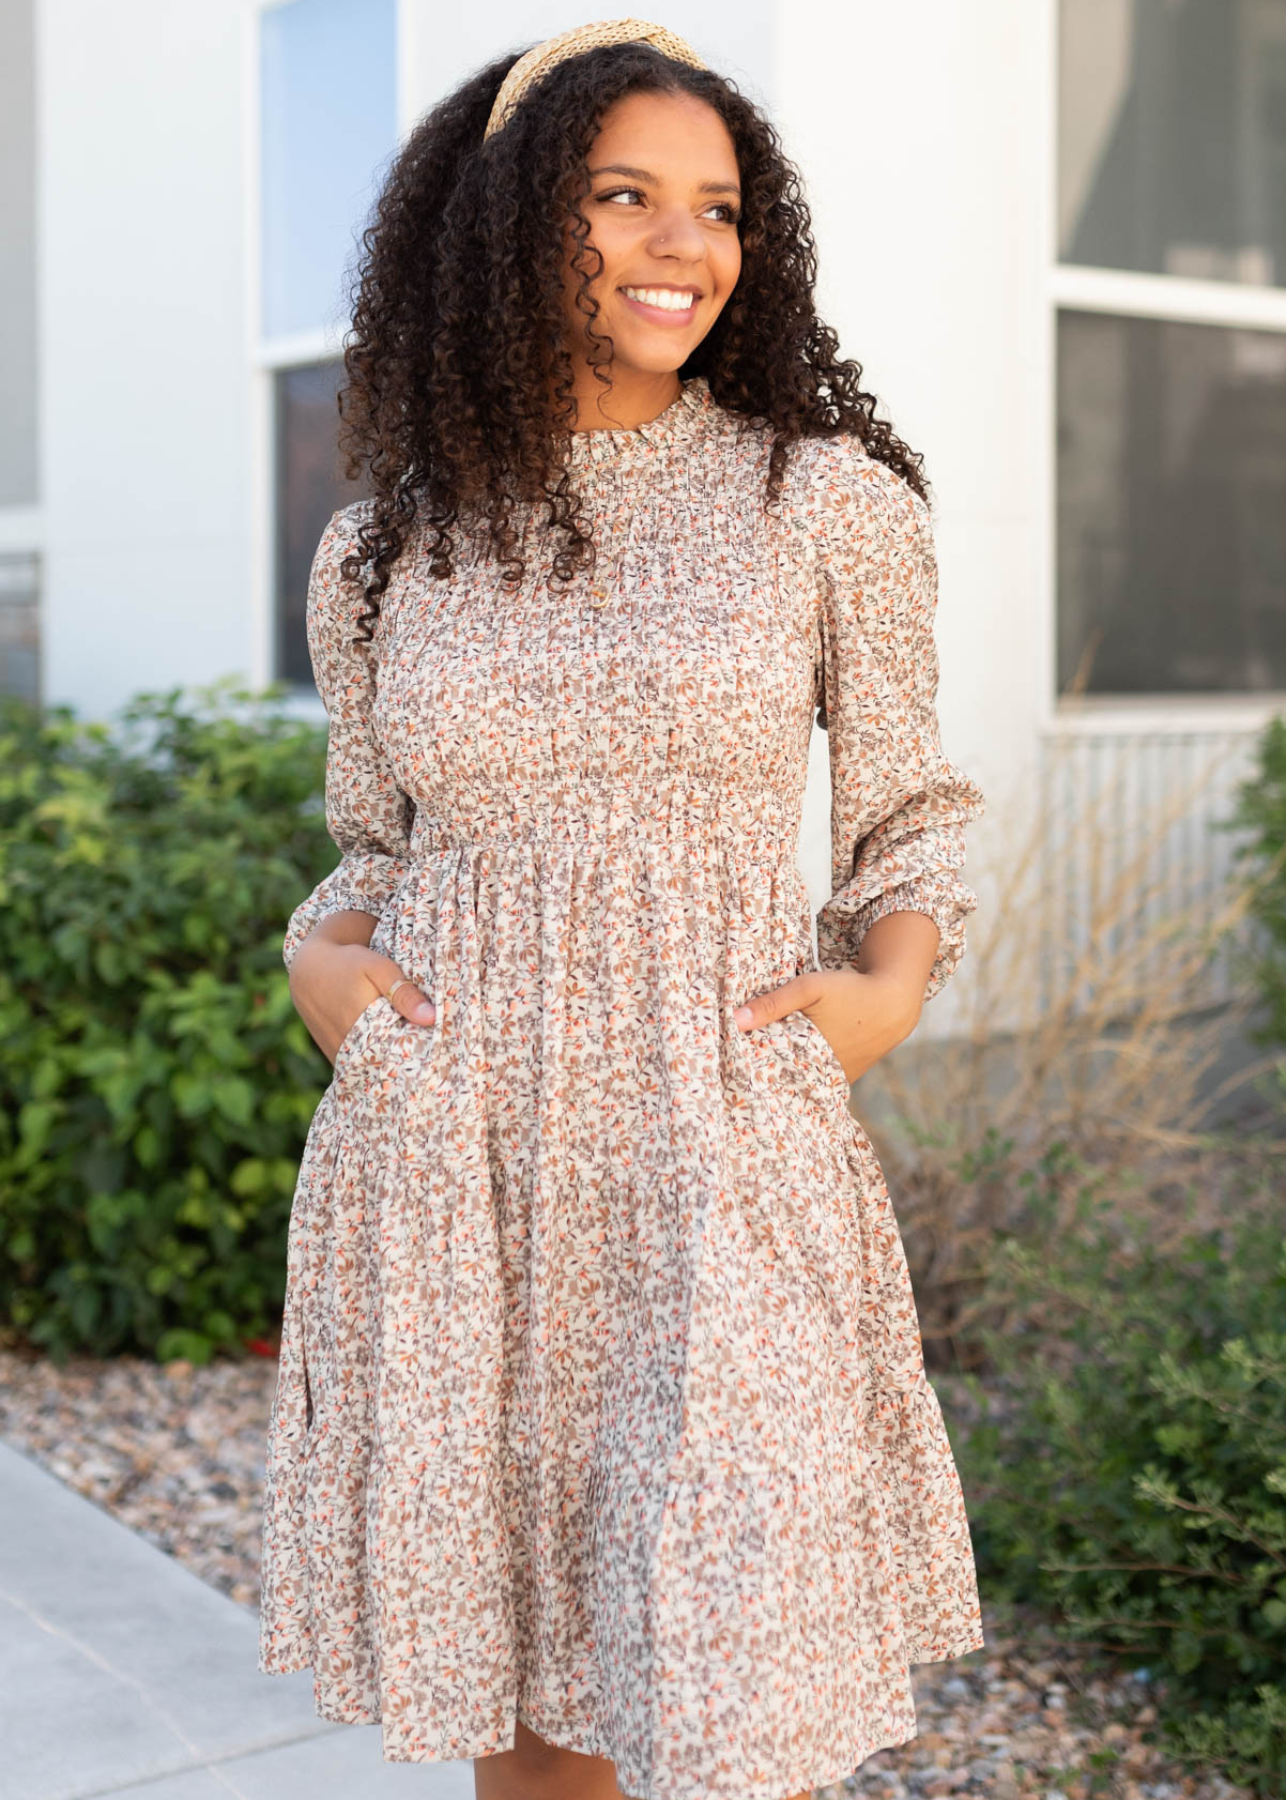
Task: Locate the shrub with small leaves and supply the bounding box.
[0,683,336,1363]
[958,1181,1286,1795]
[1224,710,1286,1076]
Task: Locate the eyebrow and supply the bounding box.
[588,162,742,199]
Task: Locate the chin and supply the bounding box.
[616,336,702,374]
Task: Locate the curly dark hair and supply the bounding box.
[335,38,930,641]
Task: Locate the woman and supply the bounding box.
[258,19,988,1800]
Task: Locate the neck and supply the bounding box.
[563,365,683,433]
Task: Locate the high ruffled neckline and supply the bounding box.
[567,375,713,465]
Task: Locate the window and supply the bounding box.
[0,553,39,703]
[0,0,37,509]
[258,0,397,684]
[274,361,374,685]
[1058,311,1286,695]
[1055,0,1286,699]
[0,0,40,704]
[1060,0,1286,287]
[260,0,398,341]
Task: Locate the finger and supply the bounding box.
[733,973,811,1031]
[734,989,770,1030]
[365,955,435,1026]
[392,984,435,1025]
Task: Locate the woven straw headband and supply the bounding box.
[482,17,707,143]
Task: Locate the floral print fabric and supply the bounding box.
[257,376,987,1800]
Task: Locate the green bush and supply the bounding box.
[0,683,336,1364]
[1225,711,1286,1061]
[959,1172,1286,1794]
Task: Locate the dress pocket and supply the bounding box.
[790,1008,852,1105]
[331,994,393,1080]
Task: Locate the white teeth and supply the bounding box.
[623,286,697,312]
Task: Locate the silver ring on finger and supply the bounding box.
[384,977,411,1006]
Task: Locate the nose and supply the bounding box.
[645,202,705,262]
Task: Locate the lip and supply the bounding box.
[619,285,701,326]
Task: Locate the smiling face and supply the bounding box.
[560,87,743,394]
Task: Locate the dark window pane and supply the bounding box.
[1059,0,1286,286]
[1057,309,1286,695]
[274,359,373,687]
[0,552,40,703]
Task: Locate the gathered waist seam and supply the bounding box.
[407,806,800,862]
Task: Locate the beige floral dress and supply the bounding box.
[257,375,987,1800]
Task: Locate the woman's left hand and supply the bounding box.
[733,968,923,1084]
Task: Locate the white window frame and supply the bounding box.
[242,0,410,704]
[1045,1,1286,738]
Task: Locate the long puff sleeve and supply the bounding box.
[282,504,414,969]
[806,440,986,1007]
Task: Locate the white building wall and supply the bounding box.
[3,0,1276,1056]
[27,0,1046,1027]
[34,0,788,721]
[401,1,1047,991]
[37,0,253,716]
[774,0,1056,993]
[398,0,779,136]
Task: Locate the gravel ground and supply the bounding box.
[0,1348,1252,1800]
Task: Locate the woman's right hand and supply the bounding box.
[288,918,435,1064]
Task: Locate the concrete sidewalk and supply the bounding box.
[0,1440,474,1799]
